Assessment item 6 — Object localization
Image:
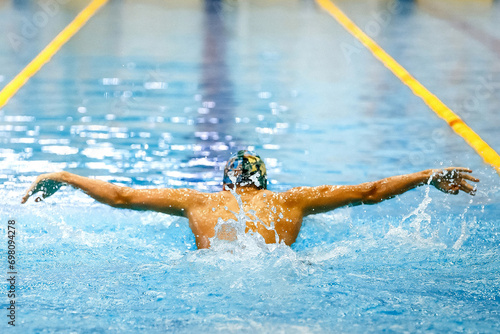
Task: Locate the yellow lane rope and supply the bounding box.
[0,0,109,109]
[316,0,500,175]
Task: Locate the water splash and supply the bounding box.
[384,186,481,250]
[452,197,476,250]
[210,171,280,253]
[386,187,446,248]
[400,186,433,234]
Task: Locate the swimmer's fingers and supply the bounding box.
[432,167,463,177]
[442,167,472,174]
[434,178,477,196]
[459,179,477,196]
[437,167,471,179]
[450,169,479,195]
[432,167,479,183]
[458,172,479,196]
[455,167,472,173]
[21,174,64,204]
[459,173,480,183]
[21,175,45,204]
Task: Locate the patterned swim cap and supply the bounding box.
[223,150,267,189]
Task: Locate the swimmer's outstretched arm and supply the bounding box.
[286,167,479,216]
[21,171,205,216]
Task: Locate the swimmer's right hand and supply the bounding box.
[429,167,479,196]
[21,172,65,204]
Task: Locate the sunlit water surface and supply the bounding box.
[1,0,500,333]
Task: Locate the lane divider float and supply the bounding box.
[0,0,109,109]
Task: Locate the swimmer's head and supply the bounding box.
[223,150,267,190]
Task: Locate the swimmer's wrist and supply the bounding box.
[422,169,435,185]
[55,171,70,183]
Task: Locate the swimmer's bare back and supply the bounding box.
[21,168,478,249]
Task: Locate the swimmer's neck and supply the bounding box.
[223,184,263,194]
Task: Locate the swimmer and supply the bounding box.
[21,150,479,249]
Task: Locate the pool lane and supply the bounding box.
[1,0,497,190]
[0,0,108,109]
[316,0,500,176]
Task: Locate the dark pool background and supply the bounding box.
[1,0,499,332]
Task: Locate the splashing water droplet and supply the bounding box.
[210,181,280,252]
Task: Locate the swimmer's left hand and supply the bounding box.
[429,167,479,196]
[21,172,65,204]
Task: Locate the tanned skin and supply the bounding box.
[21,168,479,249]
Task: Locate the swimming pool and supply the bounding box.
[1,0,499,332]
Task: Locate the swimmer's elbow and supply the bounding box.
[359,182,384,205]
[109,187,134,208]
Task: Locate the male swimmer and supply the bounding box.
[21,150,479,249]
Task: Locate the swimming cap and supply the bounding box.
[223,150,267,189]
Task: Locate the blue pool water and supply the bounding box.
[1,0,500,332]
